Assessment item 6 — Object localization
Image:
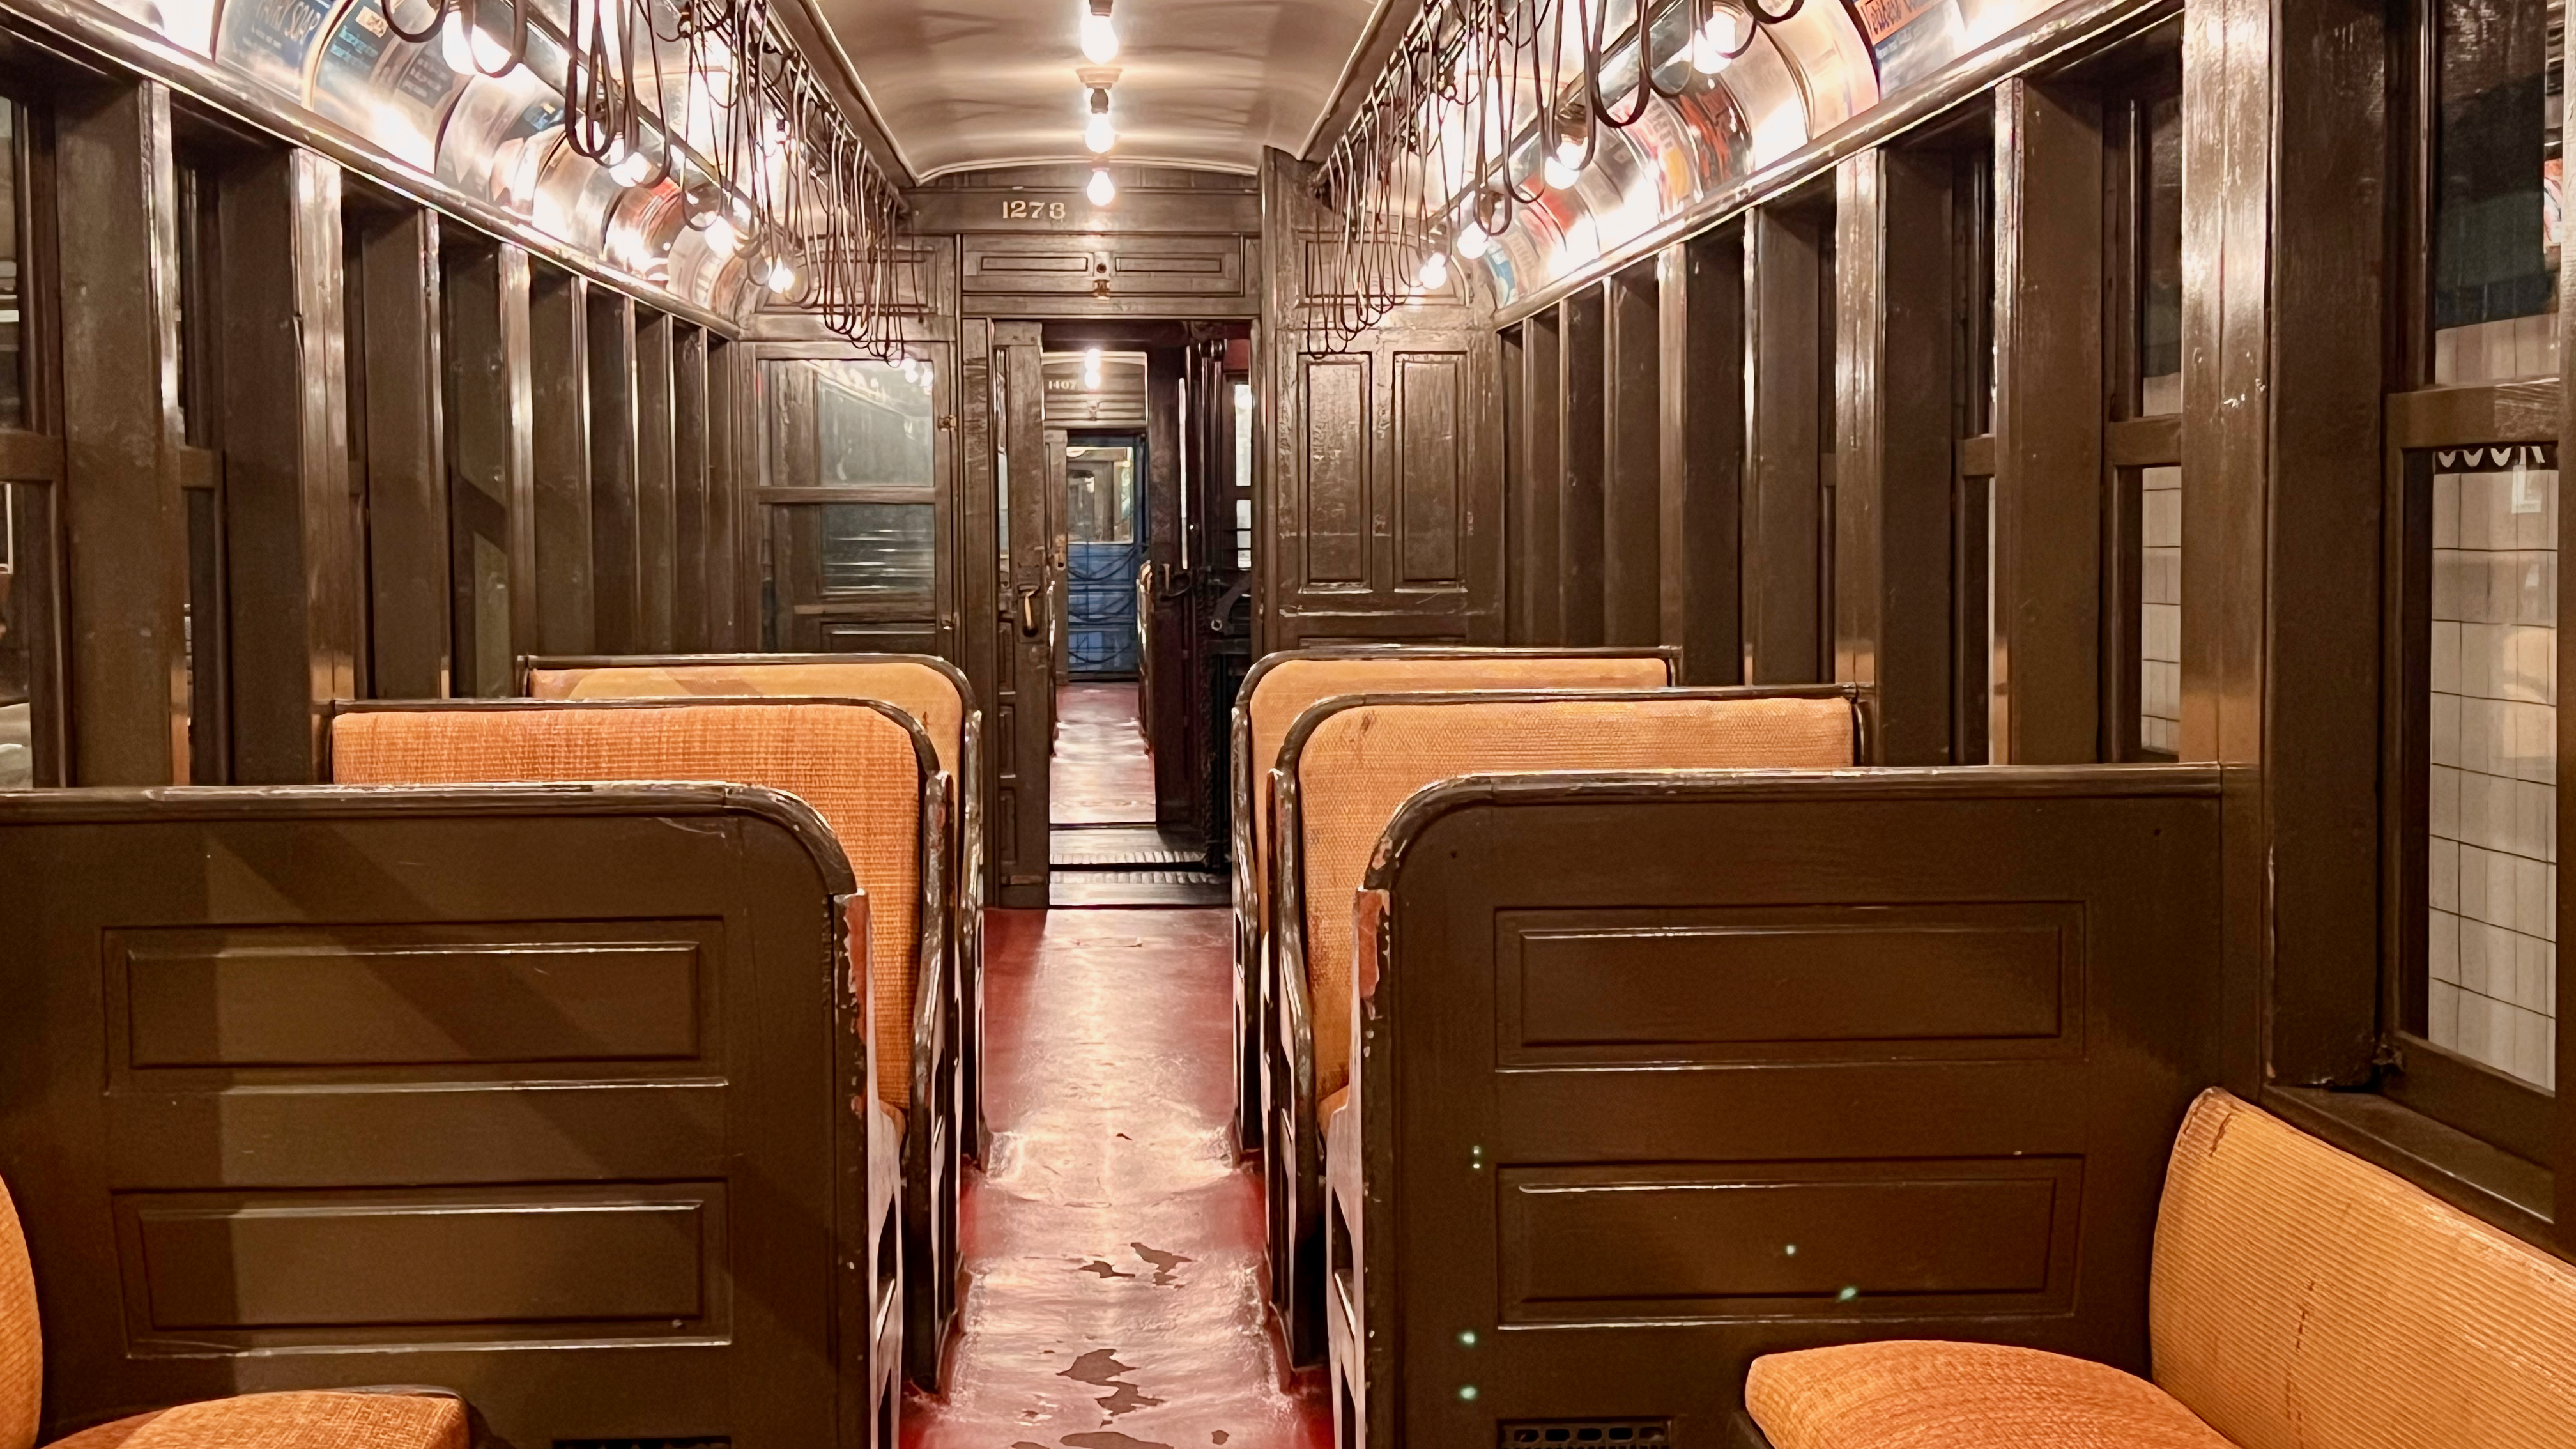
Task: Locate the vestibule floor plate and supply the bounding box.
[1050,824,1208,868]
[1048,869,1230,908]
[907,908,1327,1445]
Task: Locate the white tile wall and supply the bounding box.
[2428,454,2558,1090]
[2434,312,2561,386]
[2140,465,2182,756]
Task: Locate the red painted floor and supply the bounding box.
[907,907,1328,1449]
[1052,684,1159,825]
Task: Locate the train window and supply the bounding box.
[2426,0,2562,383]
[174,151,225,780]
[0,482,32,786]
[1952,139,1999,763]
[0,89,59,788]
[2388,441,2558,1160]
[2105,54,2188,761]
[2136,91,2182,415]
[1232,379,1252,571]
[0,97,24,432]
[2137,464,2182,753]
[762,356,942,654]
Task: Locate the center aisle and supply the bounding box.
[909,907,1329,1449]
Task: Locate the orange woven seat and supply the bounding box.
[527,657,969,784]
[1,1181,468,1449]
[1747,1090,2576,1449]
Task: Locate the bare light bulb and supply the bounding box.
[1080,10,1119,62]
[1085,167,1117,205]
[765,257,797,294]
[1414,252,1449,291]
[1542,148,1583,189]
[1455,226,1490,261]
[1085,112,1116,154]
[1082,346,1105,390]
[1691,4,1750,73]
[607,139,651,187]
[703,215,738,255]
[441,11,512,73]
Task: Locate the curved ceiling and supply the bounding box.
[813,0,1390,179]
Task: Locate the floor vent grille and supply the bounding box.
[1499,1420,1672,1448]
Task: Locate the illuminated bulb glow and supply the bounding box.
[1414,252,1448,290]
[1080,10,1119,62]
[1085,167,1117,205]
[1082,346,1104,390]
[1690,6,1750,73]
[441,11,513,73]
[610,145,652,187]
[1542,151,1583,189]
[765,258,797,293]
[1455,226,1489,260]
[703,215,738,256]
[1085,112,1116,153]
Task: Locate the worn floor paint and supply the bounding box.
[907,908,1328,1449]
[1052,684,1159,825]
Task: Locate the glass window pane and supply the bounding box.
[2426,445,2557,1091]
[0,483,31,787]
[1066,445,1137,544]
[0,99,27,433]
[2432,0,2564,383]
[820,502,934,602]
[815,360,934,486]
[2139,93,2183,415]
[2140,466,2182,753]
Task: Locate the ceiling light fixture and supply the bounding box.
[765,257,798,294]
[1086,166,1117,205]
[1080,0,1119,63]
[1414,252,1449,291]
[1085,86,1116,154]
[1455,226,1489,261]
[1082,346,1105,390]
[1690,0,1754,73]
[1542,144,1583,190]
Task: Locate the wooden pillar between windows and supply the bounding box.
[219,148,356,781]
[1658,233,1744,684]
[1603,263,1661,647]
[1558,288,1606,645]
[1517,309,1563,644]
[1746,204,1827,685]
[56,78,187,784]
[635,311,677,652]
[529,267,595,656]
[673,323,709,652]
[354,206,450,699]
[1834,148,1957,763]
[1991,77,2106,763]
[588,291,641,652]
[443,241,534,696]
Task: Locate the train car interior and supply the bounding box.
[1,0,2575,1443]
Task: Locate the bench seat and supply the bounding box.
[1747,1089,2576,1449]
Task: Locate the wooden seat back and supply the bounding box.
[0,786,893,1449]
[2152,1090,2576,1446]
[1326,766,2227,1440]
[1282,688,1857,1102]
[330,699,942,1110]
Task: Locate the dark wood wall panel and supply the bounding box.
[1603,267,1660,646]
[1517,310,1563,643]
[672,325,710,653]
[218,149,356,779]
[528,268,594,657]
[1835,150,1959,763]
[634,312,677,652]
[1659,234,1743,684]
[1392,353,1462,586]
[440,242,533,699]
[1746,204,1827,685]
[586,292,641,654]
[1298,354,1369,586]
[1558,289,1607,645]
[352,208,450,700]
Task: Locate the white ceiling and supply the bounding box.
[811,0,1391,180]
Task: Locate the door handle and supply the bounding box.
[1017,586,1042,637]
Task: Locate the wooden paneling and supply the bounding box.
[1512,310,1564,643]
[1603,266,1660,646]
[1835,150,1959,763]
[528,267,594,656]
[1558,288,1606,645]
[1298,353,1369,585]
[0,787,890,1449]
[56,78,187,784]
[586,291,641,653]
[993,322,1052,905]
[673,325,710,652]
[636,310,677,651]
[1392,353,1462,586]
[1746,204,1827,684]
[1347,768,2226,1441]
[1260,151,1501,647]
[217,148,356,779]
[1659,233,1743,684]
[351,207,450,698]
[441,241,533,698]
[707,338,744,649]
[1991,79,2105,763]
